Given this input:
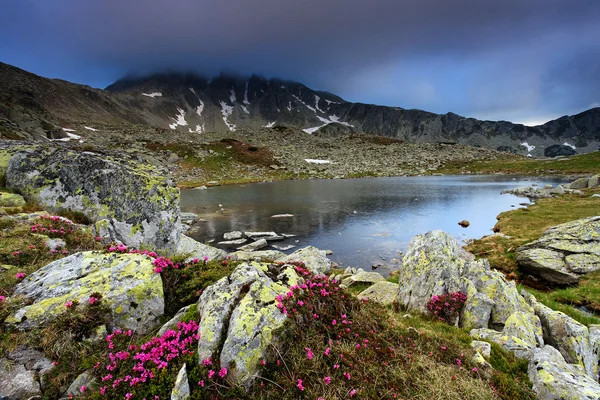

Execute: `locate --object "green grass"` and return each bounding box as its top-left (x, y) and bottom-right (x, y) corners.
top-left (438, 151), bottom-right (600, 175)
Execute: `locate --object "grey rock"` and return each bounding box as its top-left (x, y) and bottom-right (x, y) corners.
top-left (470, 340), bottom-right (491, 358)
top-left (271, 214), bottom-right (294, 218)
top-left (197, 263), bottom-right (299, 388)
top-left (9, 251), bottom-right (164, 334)
top-left (238, 239), bottom-right (268, 251)
top-left (6, 147), bottom-right (182, 252)
top-left (528, 346), bottom-right (600, 400)
top-left (218, 238), bottom-right (248, 245)
top-left (517, 216), bottom-right (600, 284)
top-left (0, 359), bottom-right (41, 400)
top-left (171, 364), bottom-right (190, 400)
top-left (229, 250), bottom-right (286, 262)
top-left (588, 174), bottom-right (600, 188)
top-left (341, 271), bottom-right (385, 287)
top-left (223, 231), bottom-right (243, 240)
top-left (568, 177), bottom-right (590, 189)
top-left (398, 231), bottom-right (532, 330)
top-left (177, 234), bottom-right (227, 262)
top-left (357, 281), bottom-right (399, 306)
top-left (276, 246), bottom-right (332, 275)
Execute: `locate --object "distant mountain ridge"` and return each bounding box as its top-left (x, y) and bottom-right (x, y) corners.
top-left (1, 61), bottom-right (599, 156)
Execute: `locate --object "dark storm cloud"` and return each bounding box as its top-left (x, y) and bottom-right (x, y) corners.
top-left (1, 0), bottom-right (599, 124)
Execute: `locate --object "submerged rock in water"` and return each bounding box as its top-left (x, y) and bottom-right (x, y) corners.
top-left (9, 251), bottom-right (164, 334)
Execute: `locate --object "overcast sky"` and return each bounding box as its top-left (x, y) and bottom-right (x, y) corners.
top-left (1, 0), bottom-right (599, 125)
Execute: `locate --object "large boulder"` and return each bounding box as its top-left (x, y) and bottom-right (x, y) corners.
top-left (276, 246), bottom-right (332, 275)
top-left (197, 262), bottom-right (300, 388)
top-left (8, 251), bottom-right (164, 334)
top-left (516, 216), bottom-right (600, 284)
top-left (398, 230), bottom-right (533, 327)
top-left (5, 146), bottom-right (182, 252)
top-left (528, 346), bottom-right (600, 400)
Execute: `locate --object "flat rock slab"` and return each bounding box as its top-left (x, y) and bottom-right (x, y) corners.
top-left (9, 251), bottom-right (164, 334)
top-left (357, 281), bottom-right (399, 305)
top-left (238, 239), bottom-right (268, 251)
top-left (218, 238), bottom-right (248, 246)
top-left (177, 234), bottom-right (227, 262)
top-left (223, 231), bottom-right (243, 240)
top-left (517, 216), bottom-right (600, 283)
top-left (342, 271), bottom-right (385, 287)
top-left (229, 250), bottom-right (286, 262)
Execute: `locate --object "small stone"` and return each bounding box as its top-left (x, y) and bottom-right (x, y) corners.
top-left (223, 231), bottom-right (243, 240)
top-left (238, 239), bottom-right (268, 252)
top-left (470, 340), bottom-right (491, 358)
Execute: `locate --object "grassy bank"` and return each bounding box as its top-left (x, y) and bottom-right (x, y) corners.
top-left (438, 151), bottom-right (600, 176)
top-left (466, 186), bottom-right (600, 324)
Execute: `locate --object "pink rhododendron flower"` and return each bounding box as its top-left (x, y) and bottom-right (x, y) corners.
top-left (15, 272), bottom-right (26, 280)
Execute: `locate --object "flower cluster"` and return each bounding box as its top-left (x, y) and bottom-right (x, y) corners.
top-left (96, 320), bottom-right (199, 397)
top-left (30, 215), bottom-right (74, 237)
top-left (426, 291), bottom-right (468, 325)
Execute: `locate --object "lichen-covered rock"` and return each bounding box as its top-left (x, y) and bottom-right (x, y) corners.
top-left (528, 346), bottom-right (600, 400)
top-left (470, 328), bottom-right (537, 359)
top-left (5, 146), bottom-right (182, 252)
top-left (276, 246), bottom-right (332, 275)
top-left (398, 231), bottom-right (532, 329)
top-left (341, 270), bottom-right (385, 287)
top-left (470, 340), bottom-right (491, 358)
top-left (568, 177), bottom-right (591, 190)
top-left (516, 248), bottom-right (579, 284)
top-left (522, 290), bottom-right (597, 379)
top-left (357, 281), bottom-right (399, 306)
top-left (9, 251), bottom-right (164, 334)
top-left (517, 216), bottom-right (600, 283)
top-left (197, 262), bottom-right (300, 388)
top-left (177, 234), bottom-right (227, 262)
top-left (0, 192), bottom-right (26, 208)
top-left (171, 364), bottom-right (190, 400)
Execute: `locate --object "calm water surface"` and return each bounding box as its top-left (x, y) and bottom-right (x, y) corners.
top-left (181, 175), bottom-right (565, 270)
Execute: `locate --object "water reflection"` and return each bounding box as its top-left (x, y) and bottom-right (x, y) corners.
top-left (181, 175), bottom-right (565, 269)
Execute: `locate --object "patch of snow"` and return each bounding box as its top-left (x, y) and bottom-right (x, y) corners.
top-left (188, 88), bottom-right (204, 117)
top-left (563, 142), bottom-right (576, 150)
top-left (142, 92), bottom-right (162, 98)
top-left (520, 142), bottom-right (535, 152)
top-left (291, 94), bottom-right (317, 113)
top-left (189, 88), bottom-right (196, 94)
top-left (263, 121), bottom-right (276, 128)
top-left (84, 126), bottom-right (98, 132)
top-left (66, 132), bottom-right (81, 140)
top-left (303, 124), bottom-right (328, 134)
top-left (315, 95), bottom-right (326, 113)
top-left (219, 101), bottom-right (236, 131)
top-left (243, 82), bottom-right (250, 105)
top-left (189, 124), bottom-right (205, 134)
top-left (229, 88), bottom-right (236, 103)
top-left (287, 101), bottom-right (292, 111)
top-left (62, 128), bottom-right (76, 132)
top-left (280, 85), bottom-right (286, 89)
top-left (325, 99), bottom-right (340, 106)
top-left (169, 108), bottom-right (188, 130)
top-left (241, 105), bottom-right (249, 114)
top-left (305, 159), bottom-right (331, 164)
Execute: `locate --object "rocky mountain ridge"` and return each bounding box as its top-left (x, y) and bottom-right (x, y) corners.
top-left (1, 61), bottom-right (599, 156)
